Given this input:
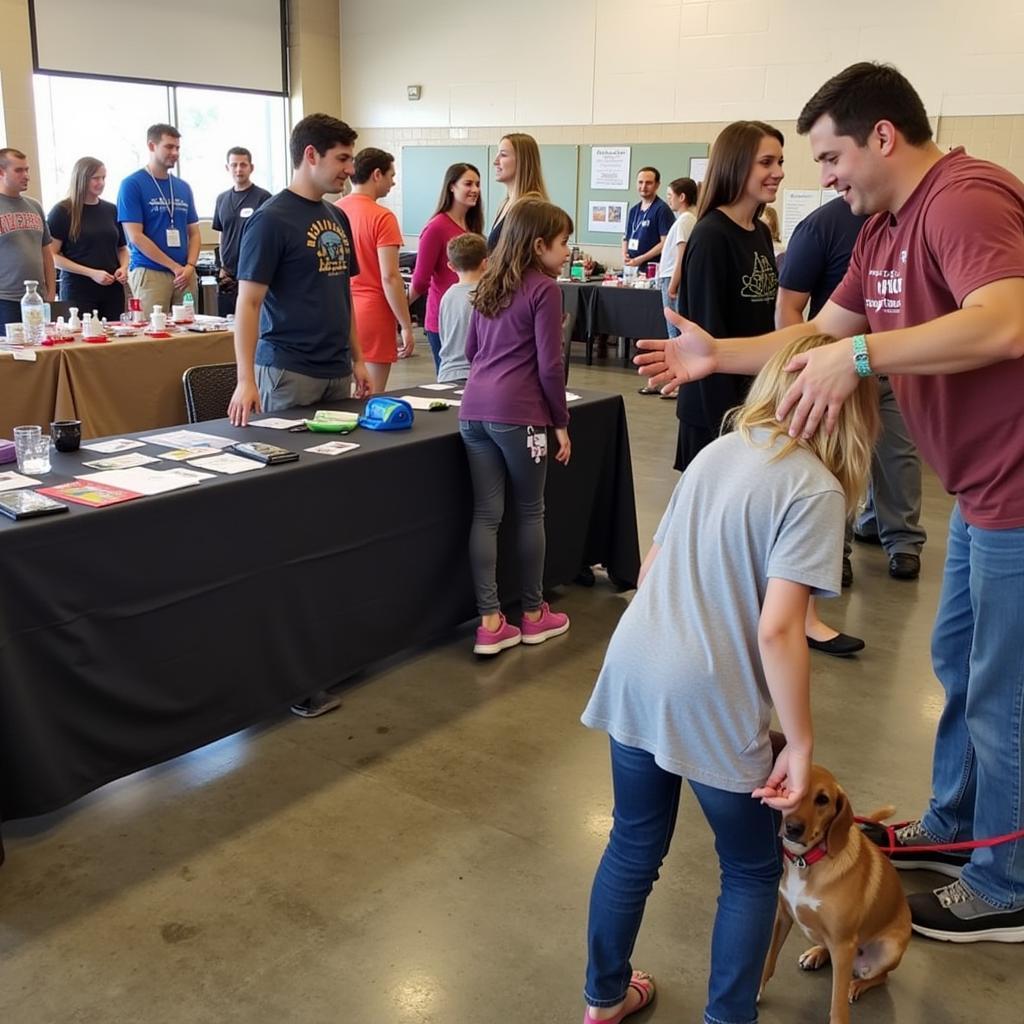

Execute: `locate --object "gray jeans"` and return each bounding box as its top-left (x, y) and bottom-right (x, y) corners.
top-left (848, 376), bottom-right (927, 556)
top-left (459, 420), bottom-right (548, 616)
top-left (256, 364), bottom-right (352, 412)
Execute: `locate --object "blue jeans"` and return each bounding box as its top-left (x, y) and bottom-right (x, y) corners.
top-left (585, 739), bottom-right (782, 1024)
top-left (425, 329), bottom-right (442, 372)
top-left (459, 419), bottom-right (548, 616)
top-left (659, 278), bottom-right (679, 338)
top-left (923, 502), bottom-right (1024, 908)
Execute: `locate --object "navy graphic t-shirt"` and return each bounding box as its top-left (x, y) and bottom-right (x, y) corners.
top-left (237, 189), bottom-right (360, 379)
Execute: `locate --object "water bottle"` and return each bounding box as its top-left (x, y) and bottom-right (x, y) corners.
top-left (182, 291), bottom-right (195, 321)
top-left (20, 280), bottom-right (45, 345)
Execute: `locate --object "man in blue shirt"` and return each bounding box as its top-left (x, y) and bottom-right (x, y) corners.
top-left (117, 124), bottom-right (200, 318)
top-left (778, 196), bottom-right (926, 584)
top-left (622, 167), bottom-right (675, 273)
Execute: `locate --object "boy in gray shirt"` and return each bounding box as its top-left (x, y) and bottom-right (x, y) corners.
top-left (437, 233), bottom-right (487, 383)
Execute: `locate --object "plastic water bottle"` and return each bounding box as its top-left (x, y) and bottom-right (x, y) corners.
top-left (20, 280), bottom-right (45, 345)
top-left (182, 291), bottom-right (195, 321)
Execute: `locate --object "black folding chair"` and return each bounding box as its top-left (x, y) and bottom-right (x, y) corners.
top-left (182, 362), bottom-right (237, 423)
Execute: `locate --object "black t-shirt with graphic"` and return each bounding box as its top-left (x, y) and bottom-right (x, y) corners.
top-left (237, 189), bottom-right (360, 379)
top-left (212, 183), bottom-right (271, 276)
top-left (676, 209), bottom-right (778, 430)
top-left (46, 199), bottom-right (126, 295)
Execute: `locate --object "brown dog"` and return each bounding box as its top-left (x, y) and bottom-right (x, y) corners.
top-left (758, 765), bottom-right (911, 1024)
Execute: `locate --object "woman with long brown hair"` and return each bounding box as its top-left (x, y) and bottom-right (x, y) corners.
top-left (487, 133), bottom-right (550, 251)
top-left (46, 157), bottom-right (128, 321)
top-left (408, 161), bottom-right (483, 371)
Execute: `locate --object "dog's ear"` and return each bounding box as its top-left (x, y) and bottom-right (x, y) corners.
top-left (825, 791), bottom-right (855, 857)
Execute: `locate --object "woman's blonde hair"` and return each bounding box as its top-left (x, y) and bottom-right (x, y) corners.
top-left (61, 156), bottom-right (104, 242)
top-left (493, 133), bottom-right (550, 224)
top-left (471, 198), bottom-right (572, 319)
top-left (728, 333), bottom-right (879, 514)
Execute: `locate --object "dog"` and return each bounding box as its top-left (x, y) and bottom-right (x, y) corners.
top-left (758, 765), bottom-right (911, 1024)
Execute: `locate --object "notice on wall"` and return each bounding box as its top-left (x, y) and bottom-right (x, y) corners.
top-left (782, 189), bottom-right (822, 243)
top-left (819, 188), bottom-right (839, 206)
top-left (689, 157), bottom-right (708, 183)
top-left (588, 200), bottom-right (628, 234)
top-left (590, 146), bottom-right (631, 190)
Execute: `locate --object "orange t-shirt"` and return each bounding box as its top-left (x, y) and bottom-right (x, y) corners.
top-left (335, 192), bottom-right (404, 363)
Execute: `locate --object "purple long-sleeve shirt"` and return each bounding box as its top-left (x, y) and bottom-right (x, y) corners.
top-left (459, 269), bottom-right (569, 429)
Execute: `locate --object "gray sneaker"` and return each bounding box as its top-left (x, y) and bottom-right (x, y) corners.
top-left (909, 879), bottom-right (1024, 943)
top-left (290, 690), bottom-right (342, 718)
top-left (861, 818), bottom-right (969, 877)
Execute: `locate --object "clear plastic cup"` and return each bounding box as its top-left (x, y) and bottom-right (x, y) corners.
top-left (15, 428), bottom-right (50, 474)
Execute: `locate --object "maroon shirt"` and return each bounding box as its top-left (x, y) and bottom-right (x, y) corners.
top-left (830, 148), bottom-right (1024, 528)
top-left (459, 269), bottom-right (569, 428)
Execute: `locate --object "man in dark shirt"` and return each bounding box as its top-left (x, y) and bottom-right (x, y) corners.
top-left (227, 114), bottom-right (372, 718)
top-left (211, 147), bottom-right (271, 316)
top-left (622, 167), bottom-right (675, 273)
top-left (779, 196), bottom-right (926, 582)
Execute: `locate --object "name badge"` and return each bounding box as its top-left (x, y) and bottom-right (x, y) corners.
top-left (526, 426), bottom-right (547, 463)
top-left (166, 228), bottom-right (182, 248)
top-left (627, 238), bottom-right (640, 251)
top-left (240, 207), bottom-right (254, 219)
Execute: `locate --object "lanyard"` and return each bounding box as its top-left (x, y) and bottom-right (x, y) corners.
top-left (630, 201), bottom-right (653, 239)
top-left (146, 170), bottom-right (177, 228)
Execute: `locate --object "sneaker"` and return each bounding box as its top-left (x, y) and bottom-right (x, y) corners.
top-left (861, 818), bottom-right (969, 877)
top-left (520, 602), bottom-right (570, 645)
top-left (909, 879), bottom-right (1024, 943)
top-left (473, 614), bottom-right (522, 656)
top-left (290, 690), bottom-right (342, 718)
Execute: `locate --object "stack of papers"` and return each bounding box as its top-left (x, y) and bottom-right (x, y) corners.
top-left (81, 438), bottom-right (147, 454)
top-left (0, 471), bottom-right (41, 492)
top-left (79, 467), bottom-right (213, 494)
top-left (142, 430), bottom-right (234, 450)
top-left (187, 453), bottom-right (264, 475)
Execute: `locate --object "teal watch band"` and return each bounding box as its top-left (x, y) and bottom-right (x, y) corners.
top-left (852, 334), bottom-right (872, 378)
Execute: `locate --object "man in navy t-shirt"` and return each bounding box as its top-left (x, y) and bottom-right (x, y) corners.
top-left (779, 196), bottom-right (926, 583)
top-left (117, 124), bottom-right (199, 317)
top-left (622, 167), bottom-right (675, 272)
top-left (228, 112), bottom-right (372, 427)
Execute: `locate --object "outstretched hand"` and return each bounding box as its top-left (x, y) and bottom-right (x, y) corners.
top-left (752, 744), bottom-right (810, 813)
top-left (634, 309), bottom-right (718, 394)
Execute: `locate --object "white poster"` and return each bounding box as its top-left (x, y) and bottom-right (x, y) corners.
top-left (819, 188), bottom-right (839, 206)
top-left (591, 146), bottom-right (631, 190)
top-left (689, 157), bottom-right (709, 183)
top-left (782, 189), bottom-right (821, 243)
top-left (588, 200), bottom-right (627, 234)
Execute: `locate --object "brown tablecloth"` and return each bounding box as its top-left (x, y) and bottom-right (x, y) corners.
top-left (0, 331), bottom-right (235, 439)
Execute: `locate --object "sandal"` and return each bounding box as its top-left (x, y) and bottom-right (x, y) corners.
top-left (583, 971), bottom-right (656, 1024)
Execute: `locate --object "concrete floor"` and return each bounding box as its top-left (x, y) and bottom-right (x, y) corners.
top-left (1, 346), bottom-right (1019, 1023)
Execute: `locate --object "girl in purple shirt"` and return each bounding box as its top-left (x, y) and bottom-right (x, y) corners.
top-left (459, 198), bottom-right (572, 656)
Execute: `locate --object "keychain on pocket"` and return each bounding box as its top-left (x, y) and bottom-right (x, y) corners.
top-left (526, 425), bottom-right (547, 464)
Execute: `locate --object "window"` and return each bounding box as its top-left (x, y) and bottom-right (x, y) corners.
top-left (32, 75), bottom-right (288, 218)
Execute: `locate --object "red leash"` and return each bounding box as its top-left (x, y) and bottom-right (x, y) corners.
top-left (856, 817), bottom-right (1024, 855)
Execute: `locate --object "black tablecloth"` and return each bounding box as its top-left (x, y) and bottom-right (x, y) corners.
top-left (0, 388), bottom-right (639, 824)
top-left (559, 284), bottom-right (669, 366)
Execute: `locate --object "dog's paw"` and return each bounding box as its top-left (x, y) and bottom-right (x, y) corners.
top-left (798, 945), bottom-right (830, 971)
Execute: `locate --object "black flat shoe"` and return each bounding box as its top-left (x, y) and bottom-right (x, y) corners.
top-left (889, 553), bottom-right (921, 580)
top-left (807, 632), bottom-right (865, 657)
top-left (853, 530), bottom-right (882, 546)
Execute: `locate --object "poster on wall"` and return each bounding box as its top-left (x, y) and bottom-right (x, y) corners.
top-left (588, 200), bottom-right (628, 234)
top-left (590, 146), bottom-right (631, 190)
top-left (689, 157), bottom-right (708, 183)
top-left (781, 189), bottom-right (821, 243)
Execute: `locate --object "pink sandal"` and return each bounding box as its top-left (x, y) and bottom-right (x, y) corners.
top-left (583, 971), bottom-right (656, 1024)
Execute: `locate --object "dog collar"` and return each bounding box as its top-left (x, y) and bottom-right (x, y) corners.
top-left (783, 840), bottom-right (828, 868)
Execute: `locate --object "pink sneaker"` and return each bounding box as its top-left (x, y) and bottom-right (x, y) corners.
top-left (521, 602), bottom-right (570, 645)
top-left (473, 614), bottom-right (522, 656)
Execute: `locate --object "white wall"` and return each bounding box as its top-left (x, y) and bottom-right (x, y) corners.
top-left (341, 0), bottom-right (1024, 129)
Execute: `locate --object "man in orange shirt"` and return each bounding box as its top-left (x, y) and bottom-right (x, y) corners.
top-left (336, 149), bottom-right (414, 392)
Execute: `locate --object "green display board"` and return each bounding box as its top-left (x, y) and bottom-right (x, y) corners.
top-left (400, 145), bottom-right (489, 236)
top-left (575, 143), bottom-right (709, 247)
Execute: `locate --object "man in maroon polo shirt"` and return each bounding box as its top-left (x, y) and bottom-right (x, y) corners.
top-left (636, 62), bottom-right (1024, 944)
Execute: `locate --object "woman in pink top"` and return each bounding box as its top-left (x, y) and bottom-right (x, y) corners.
top-left (409, 162), bottom-right (483, 372)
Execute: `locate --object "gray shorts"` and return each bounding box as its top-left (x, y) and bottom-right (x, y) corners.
top-left (256, 365), bottom-right (352, 412)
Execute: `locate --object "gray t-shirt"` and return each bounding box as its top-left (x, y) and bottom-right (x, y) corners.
top-left (581, 429), bottom-right (846, 793)
top-left (0, 194), bottom-right (51, 300)
top-left (437, 281), bottom-right (474, 382)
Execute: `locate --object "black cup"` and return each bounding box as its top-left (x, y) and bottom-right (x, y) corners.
top-left (51, 420), bottom-right (82, 453)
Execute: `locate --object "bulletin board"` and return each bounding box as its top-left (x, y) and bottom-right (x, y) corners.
top-left (575, 143), bottom-right (709, 247)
